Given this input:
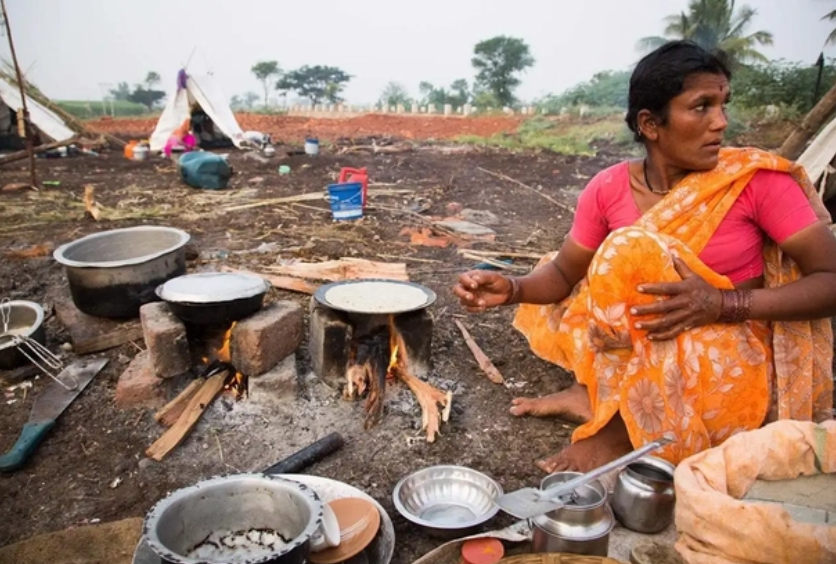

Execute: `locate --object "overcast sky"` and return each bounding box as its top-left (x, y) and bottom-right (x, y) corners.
top-left (2, 0), bottom-right (833, 105)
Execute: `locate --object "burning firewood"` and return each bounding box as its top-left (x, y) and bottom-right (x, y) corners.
top-left (344, 334), bottom-right (388, 429)
top-left (393, 367), bottom-right (453, 443)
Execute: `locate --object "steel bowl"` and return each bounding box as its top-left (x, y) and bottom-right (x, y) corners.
top-left (54, 226), bottom-right (190, 319)
top-left (392, 465), bottom-right (503, 539)
top-left (0, 300), bottom-right (46, 369)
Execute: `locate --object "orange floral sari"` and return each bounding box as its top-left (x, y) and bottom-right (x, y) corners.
top-left (513, 147), bottom-right (834, 464)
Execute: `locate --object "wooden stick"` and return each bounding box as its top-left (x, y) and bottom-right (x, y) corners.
top-left (454, 320), bottom-right (504, 385)
top-left (154, 378), bottom-right (205, 427)
top-left (459, 252), bottom-right (530, 272)
top-left (222, 188), bottom-right (415, 213)
top-left (0, 136), bottom-right (78, 167)
top-left (478, 167), bottom-right (576, 214)
top-left (146, 371), bottom-right (227, 461)
top-left (220, 266), bottom-right (318, 294)
top-left (457, 249), bottom-right (544, 260)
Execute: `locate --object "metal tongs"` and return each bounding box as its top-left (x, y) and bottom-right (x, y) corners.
top-left (1, 298), bottom-right (75, 390)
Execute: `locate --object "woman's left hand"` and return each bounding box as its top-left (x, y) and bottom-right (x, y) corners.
top-left (630, 257), bottom-right (723, 340)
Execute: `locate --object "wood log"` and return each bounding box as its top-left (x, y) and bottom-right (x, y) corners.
top-left (779, 81), bottom-right (836, 160)
top-left (395, 367), bottom-right (453, 443)
top-left (219, 266), bottom-right (318, 294)
top-left (154, 378), bottom-right (205, 427)
top-left (265, 258), bottom-right (409, 282)
top-left (454, 320), bottom-right (504, 384)
top-left (146, 371), bottom-right (227, 461)
top-left (0, 136), bottom-right (78, 167)
top-left (73, 325), bottom-right (144, 355)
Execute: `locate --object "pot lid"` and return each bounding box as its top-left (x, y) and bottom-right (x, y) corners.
top-left (157, 272), bottom-right (270, 304)
top-left (532, 503), bottom-right (615, 539)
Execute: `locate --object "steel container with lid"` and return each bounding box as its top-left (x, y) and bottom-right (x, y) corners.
top-left (530, 471), bottom-right (615, 556)
top-left (611, 455), bottom-right (676, 533)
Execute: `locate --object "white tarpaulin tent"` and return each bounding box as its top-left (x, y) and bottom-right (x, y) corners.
top-left (149, 70), bottom-right (244, 152)
top-left (797, 116), bottom-right (836, 201)
top-left (0, 75), bottom-right (75, 143)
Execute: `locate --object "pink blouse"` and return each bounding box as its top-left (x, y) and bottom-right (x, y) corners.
top-left (569, 162), bottom-right (819, 283)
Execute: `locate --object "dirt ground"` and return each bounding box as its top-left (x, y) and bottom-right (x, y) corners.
top-left (86, 113), bottom-right (527, 142)
top-left (0, 138), bottom-right (627, 562)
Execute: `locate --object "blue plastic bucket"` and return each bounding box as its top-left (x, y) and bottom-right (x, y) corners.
top-left (327, 182), bottom-right (363, 221)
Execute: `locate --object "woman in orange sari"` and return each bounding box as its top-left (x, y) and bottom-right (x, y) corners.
top-left (454, 41), bottom-right (836, 472)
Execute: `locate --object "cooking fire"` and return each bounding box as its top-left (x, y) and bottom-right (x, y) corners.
top-left (201, 322), bottom-right (248, 400)
top-left (344, 315), bottom-right (452, 442)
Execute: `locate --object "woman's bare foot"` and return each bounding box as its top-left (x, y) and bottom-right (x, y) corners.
top-left (509, 383), bottom-right (592, 424)
top-left (536, 413), bottom-right (633, 473)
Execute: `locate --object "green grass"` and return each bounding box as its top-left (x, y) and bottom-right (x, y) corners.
top-left (457, 115), bottom-right (634, 156)
top-left (56, 100), bottom-right (153, 119)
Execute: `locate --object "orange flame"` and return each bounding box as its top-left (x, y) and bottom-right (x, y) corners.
top-left (217, 322), bottom-right (236, 362)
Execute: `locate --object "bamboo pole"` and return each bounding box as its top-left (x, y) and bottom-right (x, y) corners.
top-left (0, 0), bottom-right (36, 187)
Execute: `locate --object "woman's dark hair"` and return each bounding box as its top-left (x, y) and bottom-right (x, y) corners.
top-left (626, 40), bottom-right (732, 142)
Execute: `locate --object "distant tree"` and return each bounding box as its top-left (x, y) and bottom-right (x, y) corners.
top-left (418, 81), bottom-right (470, 107)
top-left (251, 61), bottom-right (281, 108)
top-left (638, 0), bottom-right (773, 64)
top-left (144, 71), bottom-right (161, 89)
top-left (230, 94), bottom-right (243, 109)
top-left (243, 91), bottom-right (260, 109)
top-left (109, 82), bottom-right (132, 101)
top-left (128, 86), bottom-right (165, 111)
top-left (379, 82), bottom-right (412, 108)
top-left (449, 79), bottom-right (471, 107)
top-left (276, 65), bottom-right (351, 106)
top-left (472, 36), bottom-right (535, 107)
top-left (541, 70), bottom-right (631, 111)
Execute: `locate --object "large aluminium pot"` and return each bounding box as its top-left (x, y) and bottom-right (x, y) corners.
top-left (143, 474), bottom-right (324, 564)
top-left (155, 272), bottom-right (271, 326)
top-left (53, 226), bottom-right (190, 319)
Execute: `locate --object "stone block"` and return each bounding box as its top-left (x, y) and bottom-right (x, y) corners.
top-left (231, 301), bottom-right (303, 376)
top-left (115, 351), bottom-right (165, 408)
top-left (309, 298), bottom-right (352, 389)
top-left (140, 302), bottom-right (189, 379)
top-left (248, 354), bottom-right (298, 405)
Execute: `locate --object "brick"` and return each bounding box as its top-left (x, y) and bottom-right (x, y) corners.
top-left (231, 301), bottom-right (303, 376)
top-left (309, 298), bottom-right (352, 389)
top-left (248, 354), bottom-right (298, 405)
top-left (115, 351), bottom-right (165, 409)
top-left (140, 302), bottom-right (190, 379)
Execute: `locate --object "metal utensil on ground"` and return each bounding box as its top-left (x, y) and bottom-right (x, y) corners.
top-left (495, 437), bottom-right (673, 519)
top-left (0, 299), bottom-right (72, 389)
top-left (0, 357), bottom-right (109, 472)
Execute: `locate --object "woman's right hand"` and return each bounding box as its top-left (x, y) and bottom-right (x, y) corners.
top-left (453, 271), bottom-right (514, 312)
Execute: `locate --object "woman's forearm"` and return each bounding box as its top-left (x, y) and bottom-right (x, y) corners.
top-left (749, 272), bottom-right (836, 321)
top-left (512, 260), bottom-right (575, 305)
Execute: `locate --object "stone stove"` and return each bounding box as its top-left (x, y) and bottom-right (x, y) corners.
top-left (115, 300), bottom-right (304, 409)
top-left (308, 298), bottom-right (433, 390)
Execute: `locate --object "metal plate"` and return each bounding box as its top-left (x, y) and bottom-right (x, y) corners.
top-left (314, 279), bottom-right (436, 315)
top-left (132, 474), bottom-right (394, 564)
top-left (156, 272), bottom-right (270, 304)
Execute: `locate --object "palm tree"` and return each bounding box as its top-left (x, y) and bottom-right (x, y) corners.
top-left (822, 4), bottom-right (836, 45)
top-left (638, 0), bottom-right (773, 64)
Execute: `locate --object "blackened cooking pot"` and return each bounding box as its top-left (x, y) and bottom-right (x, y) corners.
top-left (53, 226), bottom-right (190, 319)
top-left (155, 271), bottom-right (270, 326)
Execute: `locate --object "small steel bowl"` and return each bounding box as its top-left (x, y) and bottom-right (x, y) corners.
top-left (0, 300), bottom-right (46, 369)
top-left (392, 465), bottom-right (503, 539)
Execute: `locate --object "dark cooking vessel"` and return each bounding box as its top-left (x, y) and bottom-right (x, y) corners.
top-left (53, 226), bottom-right (190, 319)
top-left (156, 272), bottom-right (270, 326)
